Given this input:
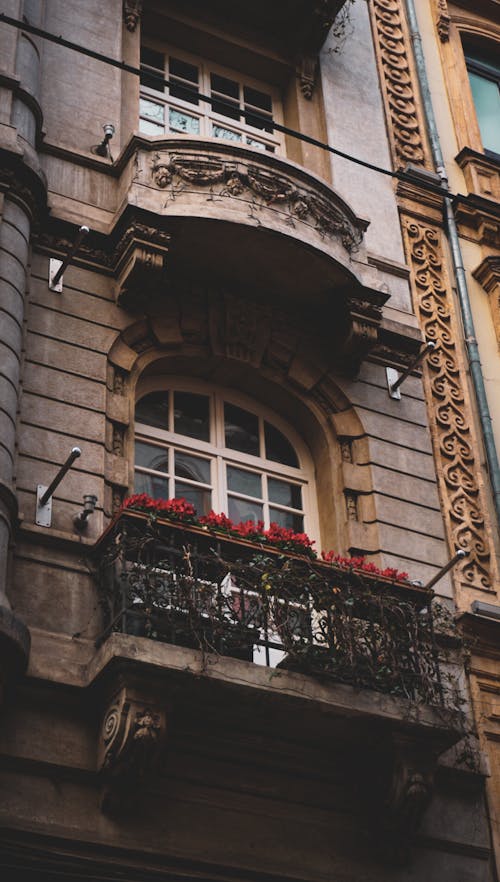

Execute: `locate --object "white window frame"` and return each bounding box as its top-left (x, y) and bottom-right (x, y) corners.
top-left (139, 43), bottom-right (284, 154)
top-left (133, 377), bottom-right (319, 543)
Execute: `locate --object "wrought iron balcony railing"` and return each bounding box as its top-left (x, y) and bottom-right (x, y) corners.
top-left (94, 511), bottom-right (454, 708)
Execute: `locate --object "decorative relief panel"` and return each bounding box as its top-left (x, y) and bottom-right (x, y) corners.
top-left (402, 219), bottom-right (492, 592)
top-left (149, 150), bottom-right (365, 252)
top-left (370, 0), bottom-right (428, 167)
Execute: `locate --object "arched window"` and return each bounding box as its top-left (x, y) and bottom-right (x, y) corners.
top-left (134, 381), bottom-right (318, 538)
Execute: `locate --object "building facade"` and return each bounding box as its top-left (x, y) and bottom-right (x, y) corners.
top-left (0, 0), bottom-right (498, 879)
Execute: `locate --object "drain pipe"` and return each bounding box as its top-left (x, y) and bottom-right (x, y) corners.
top-left (404, 0), bottom-right (500, 527)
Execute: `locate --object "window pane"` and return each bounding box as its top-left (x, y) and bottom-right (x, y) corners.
top-left (135, 471), bottom-right (169, 498)
top-left (244, 111), bottom-right (273, 133)
top-left (268, 478), bottom-right (302, 509)
top-left (135, 392), bottom-right (169, 429)
top-left (228, 497), bottom-right (263, 525)
top-left (244, 86), bottom-right (272, 112)
top-left (246, 136), bottom-right (266, 150)
top-left (213, 124), bottom-right (242, 140)
top-left (140, 98), bottom-right (164, 124)
top-left (227, 465), bottom-right (262, 498)
top-left (469, 72), bottom-right (500, 154)
top-left (264, 422), bottom-right (299, 467)
top-left (168, 108), bottom-right (200, 134)
top-left (141, 47), bottom-right (164, 70)
top-left (170, 82), bottom-right (199, 105)
top-left (140, 47), bottom-right (164, 91)
top-left (224, 403), bottom-right (259, 455)
top-left (211, 73), bottom-right (239, 99)
top-left (135, 441), bottom-right (168, 473)
top-left (212, 99), bottom-right (240, 119)
top-left (174, 481), bottom-right (211, 515)
top-left (140, 118), bottom-right (164, 136)
top-left (269, 508), bottom-right (304, 532)
top-left (170, 57), bottom-right (199, 83)
top-left (174, 392), bottom-right (210, 441)
top-left (174, 452), bottom-right (211, 483)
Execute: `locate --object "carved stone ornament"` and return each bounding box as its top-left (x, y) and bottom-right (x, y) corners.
top-left (297, 54), bottom-right (317, 100)
top-left (370, 0), bottom-right (428, 167)
top-left (209, 293), bottom-right (272, 367)
top-left (98, 685), bottom-right (167, 814)
top-left (383, 735), bottom-right (434, 864)
top-left (340, 289), bottom-right (387, 372)
top-left (150, 151), bottom-right (364, 252)
top-left (114, 221), bottom-right (171, 308)
top-left (472, 255), bottom-right (500, 348)
top-left (435, 0), bottom-right (451, 42)
top-left (403, 219), bottom-right (492, 591)
top-left (123, 0), bottom-right (142, 32)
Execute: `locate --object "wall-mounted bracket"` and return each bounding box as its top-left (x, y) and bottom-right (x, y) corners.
top-left (48, 226), bottom-right (90, 292)
top-left (35, 447), bottom-right (81, 527)
top-left (386, 341), bottom-right (436, 399)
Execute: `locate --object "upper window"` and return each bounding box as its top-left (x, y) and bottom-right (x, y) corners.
top-left (466, 49), bottom-right (500, 156)
top-left (134, 383), bottom-right (317, 536)
top-left (139, 45), bottom-right (282, 153)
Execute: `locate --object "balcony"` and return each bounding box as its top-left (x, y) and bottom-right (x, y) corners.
top-left (94, 509), bottom-right (457, 709)
top-left (92, 510), bottom-right (467, 837)
top-left (113, 138), bottom-right (382, 336)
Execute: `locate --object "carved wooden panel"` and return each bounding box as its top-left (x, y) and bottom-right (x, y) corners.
top-left (402, 219), bottom-right (492, 592)
top-left (369, 0), bottom-right (429, 167)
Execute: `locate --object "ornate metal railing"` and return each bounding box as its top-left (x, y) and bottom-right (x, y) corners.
top-left (94, 512), bottom-right (451, 707)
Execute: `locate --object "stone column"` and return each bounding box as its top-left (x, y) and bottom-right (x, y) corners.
top-left (0, 0), bottom-right (47, 692)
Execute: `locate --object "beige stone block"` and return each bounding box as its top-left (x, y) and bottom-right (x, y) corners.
top-left (345, 520), bottom-right (379, 553)
top-left (29, 274), bottom-right (128, 328)
top-left (26, 332), bottom-right (107, 381)
top-left (28, 303), bottom-right (117, 353)
top-left (359, 437), bottom-right (436, 481)
top-left (341, 461), bottom-right (372, 493)
top-left (359, 408), bottom-right (434, 454)
top-left (106, 392), bottom-right (130, 425)
top-left (371, 464), bottom-right (441, 510)
top-left (104, 452), bottom-right (129, 488)
top-left (17, 425), bottom-right (105, 474)
top-left (107, 337), bottom-right (138, 372)
top-left (375, 494), bottom-right (445, 539)
top-left (330, 410), bottom-right (365, 438)
top-left (23, 363), bottom-right (106, 412)
top-left (20, 392), bottom-right (106, 443)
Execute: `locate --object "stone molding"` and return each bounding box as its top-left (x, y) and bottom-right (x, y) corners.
top-left (149, 148), bottom-right (366, 253)
top-left (473, 255), bottom-right (500, 347)
top-left (402, 218), bottom-right (492, 593)
top-left (369, 0), bottom-right (429, 167)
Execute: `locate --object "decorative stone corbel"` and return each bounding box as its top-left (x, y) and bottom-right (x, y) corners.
top-left (383, 734), bottom-right (434, 863)
top-left (114, 222), bottom-right (171, 309)
top-left (435, 0), bottom-right (451, 42)
top-left (473, 255), bottom-right (500, 348)
top-left (209, 292), bottom-right (272, 367)
top-left (98, 683), bottom-right (168, 814)
top-left (338, 286), bottom-right (388, 374)
top-left (123, 0), bottom-right (142, 32)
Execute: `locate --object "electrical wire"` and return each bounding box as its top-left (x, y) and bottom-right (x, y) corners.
top-left (2, 11), bottom-right (499, 218)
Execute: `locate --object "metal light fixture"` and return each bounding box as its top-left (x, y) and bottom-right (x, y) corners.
top-left (92, 123), bottom-right (115, 159)
top-left (74, 494), bottom-right (98, 532)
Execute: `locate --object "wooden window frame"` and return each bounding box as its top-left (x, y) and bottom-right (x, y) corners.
top-left (139, 42), bottom-right (284, 154)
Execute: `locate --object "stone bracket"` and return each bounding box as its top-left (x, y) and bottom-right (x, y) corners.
top-left (114, 222), bottom-right (171, 309)
top-left (98, 682), bottom-right (168, 815)
top-left (339, 285), bottom-right (388, 374)
top-left (381, 733), bottom-right (435, 864)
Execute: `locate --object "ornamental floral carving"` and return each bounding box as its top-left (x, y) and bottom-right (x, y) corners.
top-left (403, 219), bottom-right (491, 591)
top-left (370, 0), bottom-right (427, 166)
top-left (150, 151), bottom-right (364, 252)
top-left (123, 0), bottom-right (142, 32)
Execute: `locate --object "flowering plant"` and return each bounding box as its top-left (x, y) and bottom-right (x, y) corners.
top-left (121, 495), bottom-right (409, 581)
